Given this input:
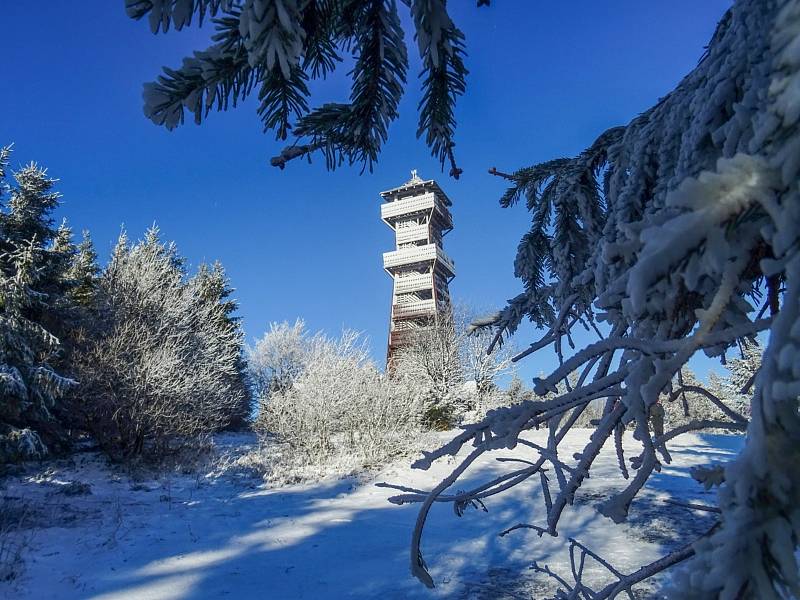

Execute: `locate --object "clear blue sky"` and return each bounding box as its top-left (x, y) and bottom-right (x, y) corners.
top-left (0, 1), bottom-right (731, 382)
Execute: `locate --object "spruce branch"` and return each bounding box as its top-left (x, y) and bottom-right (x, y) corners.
top-left (125, 0), bottom-right (233, 33)
top-left (409, 0), bottom-right (467, 176)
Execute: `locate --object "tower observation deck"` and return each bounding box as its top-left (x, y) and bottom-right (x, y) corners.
top-left (381, 171), bottom-right (455, 365)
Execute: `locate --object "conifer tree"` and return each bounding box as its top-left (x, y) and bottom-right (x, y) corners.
top-left (723, 342), bottom-right (762, 403)
top-left (65, 230), bottom-right (100, 309)
top-left (504, 375), bottom-right (532, 405)
top-left (0, 161), bottom-right (77, 333)
top-left (55, 229), bottom-right (103, 435)
top-left (74, 228), bottom-right (249, 457)
top-left (2, 163), bottom-right (60, 246)
top-left (194, 261), bottom-right (252, 427)
top-left (0, 148), bottom-right (75, 463)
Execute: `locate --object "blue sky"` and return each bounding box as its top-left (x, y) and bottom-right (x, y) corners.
top-left (0, 1), bottom-right (732, 382)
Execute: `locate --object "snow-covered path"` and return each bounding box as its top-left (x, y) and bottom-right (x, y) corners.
top-left (1, 430), bottom-right (743, 599)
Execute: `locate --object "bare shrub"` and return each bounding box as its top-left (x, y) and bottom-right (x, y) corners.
top-left (392, 305), bottom-right (516, 427)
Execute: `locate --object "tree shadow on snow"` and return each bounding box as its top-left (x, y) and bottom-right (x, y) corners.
top-left (445, 433), bottom-right (744, 599)
top-left (13, 431), bottom-right (744, 600)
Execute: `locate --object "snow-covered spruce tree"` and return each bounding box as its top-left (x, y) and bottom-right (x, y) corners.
top-left (72, 228), bottom-right (248, 459)
top-left (0, 148), bottom-right (76, 463)
top-left (55, 230), bottom-right (106, 438)
top-left (0, 242), bottom-right (74, 464)
top-left (64, 230), bottom-right (100, 310)
top-left (378, 2), bottom-right (800, 597)
top-left (124, 0), bottom-right (467, 176)
top-left (1, 163), bottom-right (77, 345)
top-left (504, 374), bottom-right (534, 405)
top-left (195, 261), bottom-right (253, 427)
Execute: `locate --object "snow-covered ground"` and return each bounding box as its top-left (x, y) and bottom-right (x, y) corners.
top-left (0, 430), bottom-right (742, 599)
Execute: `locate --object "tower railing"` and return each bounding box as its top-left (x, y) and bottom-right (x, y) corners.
top-left (380, 192), bottom-right (452, 225)
top-left (382, 244), bottom-right (456, 276)
top-left (393, 272), bottom-right (433, 294)
top-left (392, 298), bottom-right (437, 319)
top-left (395, 223), bottom-right (429, 245)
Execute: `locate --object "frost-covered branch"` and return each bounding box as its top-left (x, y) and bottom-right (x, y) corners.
top-left (667, 384), bottom-right (748, 424)
top-left (521, 526), bottom-right (719, 600)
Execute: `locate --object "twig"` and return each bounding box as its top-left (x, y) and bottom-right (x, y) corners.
top-left (488, 166), bottom-right (515, 180)
top-left (668, 384), bottom-right (747, 424)
top-left (499, 523), bottom-right (551, 538)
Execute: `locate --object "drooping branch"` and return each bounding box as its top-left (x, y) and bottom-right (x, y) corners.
top-left (668, 384), bottom-right (748, 424)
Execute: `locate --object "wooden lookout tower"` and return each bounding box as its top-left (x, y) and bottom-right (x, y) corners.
top-left (381, 171), bottom-right (455, 366)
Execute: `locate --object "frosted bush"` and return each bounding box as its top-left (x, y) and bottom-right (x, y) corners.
top-left (392, 305), bottom-right (515, 428)
top-left (247, 319), bottom-right (309, 401)
top-left (254, 328), bottom-right (425, 480)
top-left (73, 229), bottom-right (248, 459)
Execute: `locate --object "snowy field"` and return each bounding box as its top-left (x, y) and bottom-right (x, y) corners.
top-left (0, 430), bottom-right (742, 599)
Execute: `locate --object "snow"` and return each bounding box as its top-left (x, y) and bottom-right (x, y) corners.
top-left (1, 430), bottom-right (742, 599)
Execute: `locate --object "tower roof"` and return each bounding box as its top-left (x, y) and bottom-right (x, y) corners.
top-left (380, 170), bottom-right (453, 206)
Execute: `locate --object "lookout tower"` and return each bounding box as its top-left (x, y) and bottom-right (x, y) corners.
top-left (381, 171), bottom-right (455, 365)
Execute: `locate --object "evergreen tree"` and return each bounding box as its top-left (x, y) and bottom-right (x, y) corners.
top-left (65, 230), bottom-right (100, 309)
top-left (194, 260), bottom-right (252, 427)
top-left (654, 366), bottom-right (749, 433)
top-left (504, 375), bottom-right (532, 405)
top-left (55, 229), bottom-right (103, 435)
top-left (0, 149), bottom-right (75, 463)
top-left (39, 220), bottom-right (80, 338)
top-left (723, 342), bottom-right (762, 403)
top-left (2, 162), bottom-right (60, 246)
top-left (0, 161), bottom-right (77, 337)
